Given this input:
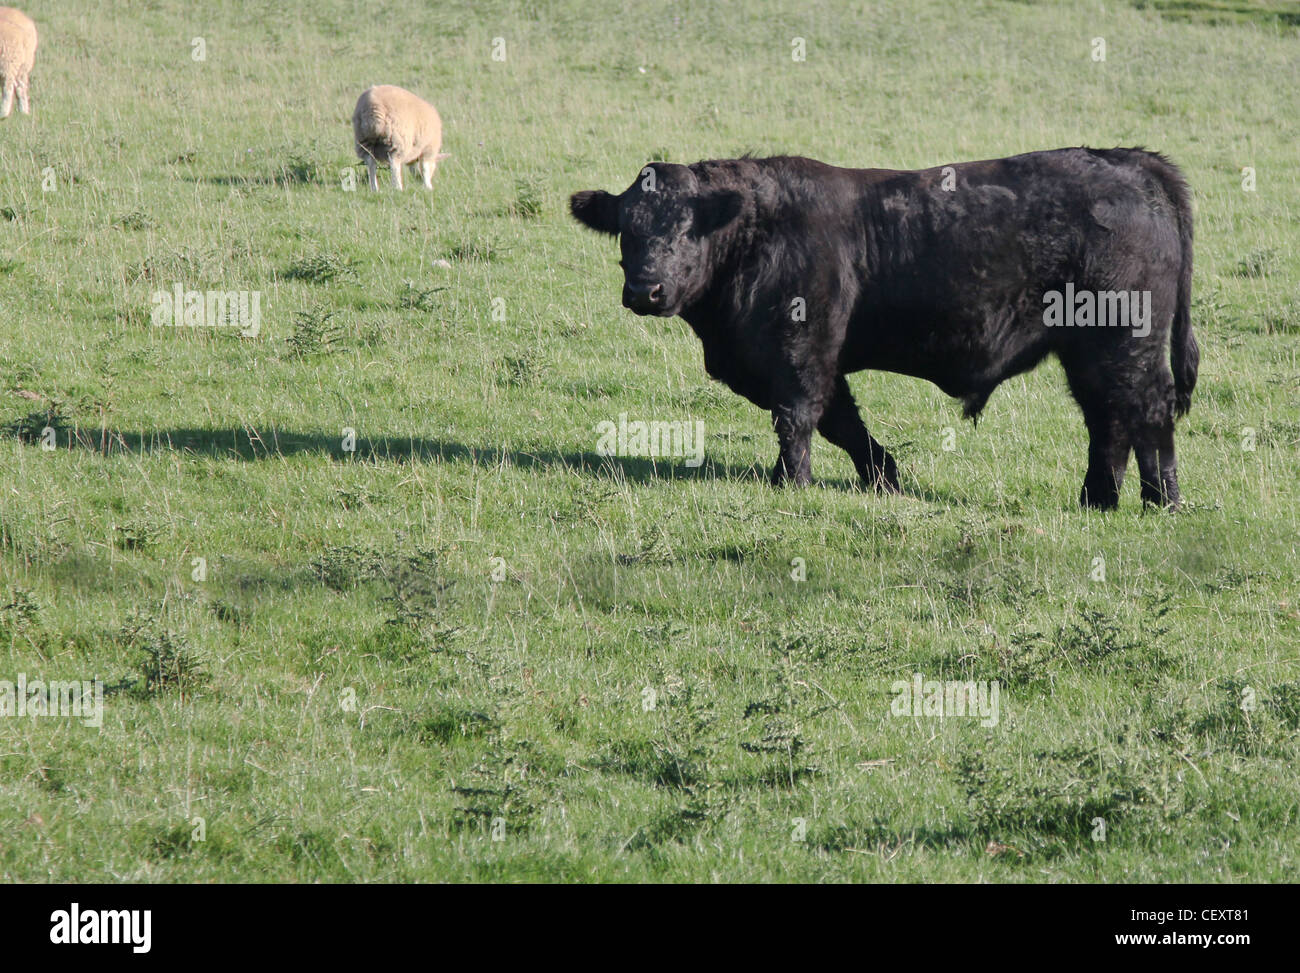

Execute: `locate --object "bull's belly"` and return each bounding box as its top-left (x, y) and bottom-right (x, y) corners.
top-left (844, 317), bottom-right (1053, 398)
top-left (850, 356), bottom-right (992, 399)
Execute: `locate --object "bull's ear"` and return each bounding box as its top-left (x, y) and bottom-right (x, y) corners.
top-left (694, 190), bottom-right (743, 236)
top-left (570, 190), bottom-right (619, 235)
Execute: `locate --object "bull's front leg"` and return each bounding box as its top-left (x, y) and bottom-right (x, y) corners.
top-left (770, 399), bottom-right (821, 486)
top-left (767, 302), bottom-right (845, 487)
top-left (817, 376), bottom-right (901, 493)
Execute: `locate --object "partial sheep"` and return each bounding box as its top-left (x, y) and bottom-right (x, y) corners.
top-left (352, 85), bottom-right (448, 191)
top-left (0, 6), bottom-right (37, 118)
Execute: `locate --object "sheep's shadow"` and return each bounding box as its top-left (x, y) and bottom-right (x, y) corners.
top-left (37, 425), bottom-right (875, 489)
top-left (176, 174), bottom-right (324, 189)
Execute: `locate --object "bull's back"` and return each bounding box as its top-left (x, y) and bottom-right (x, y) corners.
top-left (841, 148), bottom-right (1184, 392)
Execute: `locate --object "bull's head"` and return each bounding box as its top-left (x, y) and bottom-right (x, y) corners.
top-left (570, 163), bottom-right (742, 317)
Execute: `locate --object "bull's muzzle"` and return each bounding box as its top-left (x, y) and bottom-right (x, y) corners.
top-left (622, 281), bottom-right (667, 315)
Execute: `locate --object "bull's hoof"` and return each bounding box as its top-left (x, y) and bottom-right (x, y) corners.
top-left (1140, 494), bottom-right (1182, 512)
top-left (770, 474), bottom-right (813, 488)
top-left (1080, 469), bottom-right (1130, 509)
top-left (1139, 479), bottom-right (1181, 511)
top-left (867, 473), bottom-right (902, 494)
top-left (861, 460), bottom-right (901, 494)
top-left (1079, 488), bottom-right (1120, 510)
top-left (770, 460), bottom-right (812, 487)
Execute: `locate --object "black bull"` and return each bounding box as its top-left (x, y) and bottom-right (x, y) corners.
top-left (570, 148), bottom-right (1198, 509)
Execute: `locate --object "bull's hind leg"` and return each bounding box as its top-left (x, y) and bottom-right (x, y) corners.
top-left (817, 377), bottom-right (901, 493)
top-left (1133, 425), bottom-right (1180, 509)
top-left (1079, 407), bottom-right (1131, 510)
top-left (1065, 354), bottom-right (1180, 510)
top-left (1063, 357), bottom-right (1133, 510)
top-left (1127, 369), bottom-right (1181, 509)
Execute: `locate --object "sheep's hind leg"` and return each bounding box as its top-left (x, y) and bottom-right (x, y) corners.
top-left (1, 78), bottom-right (14, 118)
top-left (16, 75), bottom-right (30, 114)
top-left (389, 155), bottom-right (404, 190)
top-left (420, 159), bottom-right (434, 190)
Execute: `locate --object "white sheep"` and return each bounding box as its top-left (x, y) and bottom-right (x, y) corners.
top-left (352, 85), bottom-right (448, 191)
top-left (0, 6), bottom-right (37, 118)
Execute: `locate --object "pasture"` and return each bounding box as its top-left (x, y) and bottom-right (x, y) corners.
top-left (1, 0), bottom-right (1298, 882)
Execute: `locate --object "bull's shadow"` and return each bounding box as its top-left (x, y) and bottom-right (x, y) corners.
top-left (39, 425), bottom-right (841, 488)
top-left (21, 426), bottom-right (988, 500)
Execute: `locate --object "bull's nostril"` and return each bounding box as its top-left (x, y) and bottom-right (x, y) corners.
top-left (649, 284), bottom-right (664, 305)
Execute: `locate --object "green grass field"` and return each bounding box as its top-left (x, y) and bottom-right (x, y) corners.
top-left (1, 0), bottom-right (1297, 882)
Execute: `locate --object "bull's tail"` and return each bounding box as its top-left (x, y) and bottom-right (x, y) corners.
top-left (1170, 209), bottom-right (1198, 417)
top-left (1140, 151), bottom-right (1199, 416)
